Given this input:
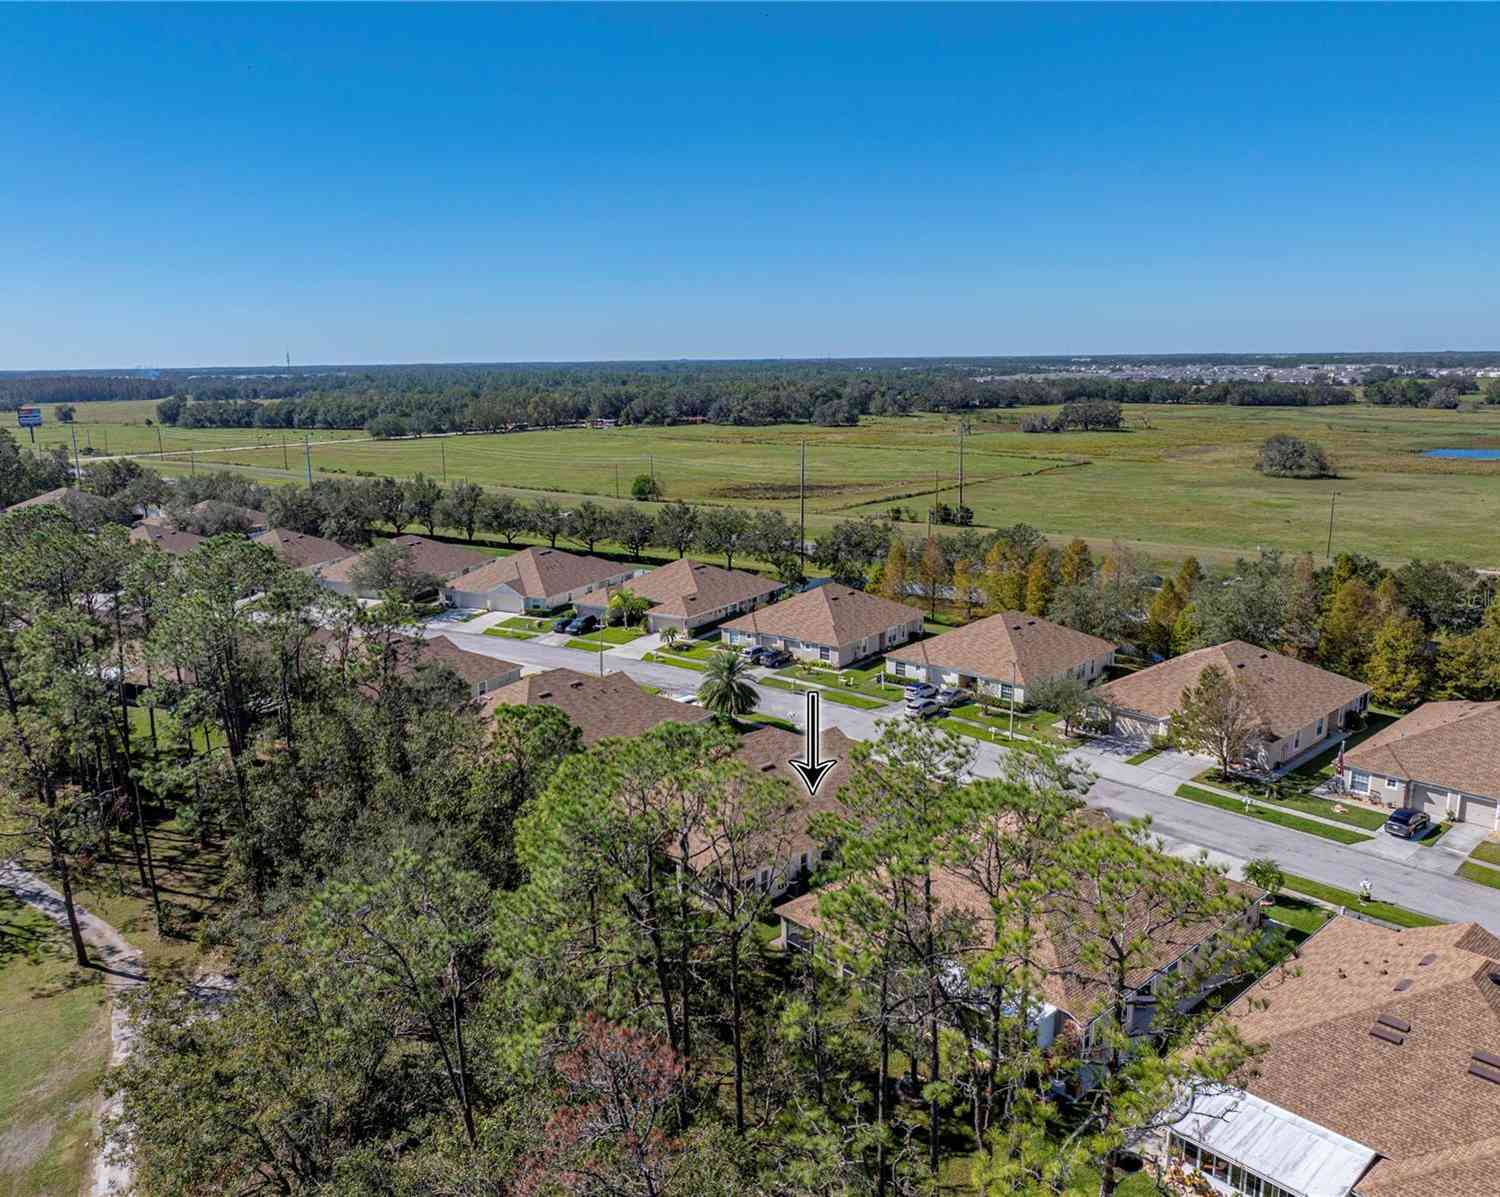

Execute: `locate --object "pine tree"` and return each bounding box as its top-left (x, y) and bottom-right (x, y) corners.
top-left (1024, 548), bottom-right (1056, 615)
top-left (1365, 613), bottom-right (1429, 709)
top-left (878, 538), bottom-right (910, 603)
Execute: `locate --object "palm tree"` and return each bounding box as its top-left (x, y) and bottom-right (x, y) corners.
top-left (660, 625), bottom-right (682, 651)
top-left (698, 650), bottom-right (759, 719)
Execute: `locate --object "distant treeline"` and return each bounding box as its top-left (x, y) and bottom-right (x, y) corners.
top-left (148, 370), bottom-right (1359, 435)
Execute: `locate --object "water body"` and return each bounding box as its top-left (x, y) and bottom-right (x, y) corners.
top-left (1422, 448), bottom-right (1500, 460)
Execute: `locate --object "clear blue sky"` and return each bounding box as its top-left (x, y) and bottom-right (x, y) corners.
top-left (4, 3), bottom-right (1498, 368)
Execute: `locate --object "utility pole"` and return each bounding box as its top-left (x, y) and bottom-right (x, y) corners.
top-left (649, 454), bottom-right (655, 485)
top-left (958, 420), bottom-right (966, 513)
top-left (799, 440), bottom-right (807, 569)
top-left (281, 434), bottom-right (288, 473)
top-left (156, 426), bottom-right (164, 460)
top-left (615, 463), bottom-right (620, 499)
top-left (102, 429), bottom-right (108, 456)
top-left (189, 449), bottom-right (195, 477)
top-left (69, 422), bottom-right (81, 479)
top-left (441, 439), bottom-right (447, 483)
top-left (1325, 491), bottom-right (1338, 562)
top-left (929, 469), bottom-right (937, 537)
top-left (304, 435), bottom-right (313, 486)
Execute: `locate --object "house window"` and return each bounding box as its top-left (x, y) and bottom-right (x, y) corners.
top-left (1348, 770), bottom-right (1370, 794)
top-left (1387, 777), bottom-right (1399, 790)
top-left (1316, 719), bottom-right (1324, 737)
top-left (891, 661), bottom-right (906, 676)
top-left (819, 647), bottom-right (831, 662)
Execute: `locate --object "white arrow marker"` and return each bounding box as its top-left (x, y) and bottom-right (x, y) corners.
top-left (788, 690), bottom-right (838, 797)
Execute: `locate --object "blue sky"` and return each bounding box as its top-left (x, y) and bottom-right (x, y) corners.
top-left (4, 3), bottom-right (1498, 368)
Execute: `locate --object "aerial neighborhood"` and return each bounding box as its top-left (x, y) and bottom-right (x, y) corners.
top-left (6, 6), bottom-right (1500, 1195)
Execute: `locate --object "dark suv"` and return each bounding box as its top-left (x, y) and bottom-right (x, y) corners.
top-left (1383, 808), bottom-right (1431, 840)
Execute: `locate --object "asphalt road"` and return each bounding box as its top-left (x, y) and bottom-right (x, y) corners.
top-left (431, 621), bottom-right (1500, 932)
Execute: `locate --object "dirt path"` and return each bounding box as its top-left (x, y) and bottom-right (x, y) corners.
top-left (0, 861), bottom-right (142, 1197)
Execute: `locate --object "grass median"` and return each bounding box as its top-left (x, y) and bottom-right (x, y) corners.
top-left (1174, 784), bottom-right (1372, 845)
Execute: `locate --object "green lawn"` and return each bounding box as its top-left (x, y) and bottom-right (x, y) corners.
top-left (483, 627), bottom-right (537, 641)
top-left (1174, 784), bottom-right (1372, 845)
top-left (642, 651), bottom-right (709, 672)
top-left (566, 626), bottom-right (648, 652)
top-left (1458, 861), bottom-right (1500, 891)
top-left (1278, 873), bottom-right (1441, 929)
top-left (498, 615), bottom-right (552, 631)
top-left (1266, 895), bottom-right (1335, 936)
top-left (1192, 771), bottom-right (1389, 830)
top-left (774, 662), bottom-right (905, 701)
top-left (0, 894), bottom-right (110, 1197)
top-left (1414, 820), bottom-right (1454, 847)
top-left (739, 713), bottom-right (801, 734)
top-left (1282, 712), bottom-right (1400, 787)
top-left (1126, 747), bottom-right (1161, 766)
top-left (1470, 841), bottom-right (1500, 868)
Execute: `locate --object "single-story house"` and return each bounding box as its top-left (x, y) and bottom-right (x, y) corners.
top-left (670, 724), bottom-right (855, 897)
top-left (402, 635), bottom-right (522, 698)
top-left (3, 486), bottom-right (78, 513)
top-left (186, 500), bottom-right (270, 533)
top-left (311, 534), bottom-right (492, 598)
top-left (1342, 700), bottom-right (1500, 829)
top-left (440, 546), bottom-right (639, 613)
top-left (575, 559), bottom-right (784, 634)
top-left (720, 583), bottom-right (924, 669)
top-left (883, 610), bottom-right (1116, 703)
top-left (252, 528), bottom-right (354, 570)
top-left (477, 667), bottom-right (711, 744)
top-left (1163, 915), bottom-right (1500, 1197)
top-left (1093, 640), bottom-right (1370, 769)
top-left (128, 524), bottom-right (206, 557)
top-left (777, 811), bottom-right (1261, 1051)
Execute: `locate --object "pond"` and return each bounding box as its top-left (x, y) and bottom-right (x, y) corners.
top-left (1422, 448), bottom-right (1500, 460)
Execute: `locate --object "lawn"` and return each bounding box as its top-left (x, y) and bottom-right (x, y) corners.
top-left (1282, 711), bottom-right (1401, 787)
top-left (948, 703), bottom-right (1078, 746)
top-left (483, 627), bottom-right (537, 641)
top-left (142, 404), bottom-right (1500, 567)
top-left (566, 627), bottom-right (648, 652)
top-left (1266, 895), bottom-right (1335, 937)
top-left (758, 675), bottom-right (890, 709)
top-left (1458, 862), bottom-right (1500, 891)
top-left (642, 651), bottom-right (709, 672)
top-left (1126, 747), bottom-right (1161, 766)
top-left (1277, 873), bottom-right (1441, 929)
top-left (774, 661), bottom-right (906, 701)
top-left (1414, 820), bottom-right (1453, 847)
top-left (1173, 784), bottom-right (1372, 845)
top-left (498, 615), bottom-right (552, 632)
top-left (1191, 772), bottom-right (1389, 830)
top-left (0, 894), bottom-right (110, 1197)
top-left (1470, 841), bottom-right (1500, 868)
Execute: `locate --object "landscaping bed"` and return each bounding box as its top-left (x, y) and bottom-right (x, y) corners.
top-left (1277, 873), bottom-right (1441, 929)
top-left (1173, 784), bottom-right (1371, 845)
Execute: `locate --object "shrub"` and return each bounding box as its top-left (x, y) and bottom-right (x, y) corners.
top-left (630, 474), bottom-right (661, 501)
top-left (1255, 434), bottom-right (1332, 479)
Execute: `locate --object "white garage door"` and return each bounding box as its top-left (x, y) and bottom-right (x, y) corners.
top-left (1410, 785), bottom-right (1447, 818)
top-left (1459, 794), bottom-right (1499, 827)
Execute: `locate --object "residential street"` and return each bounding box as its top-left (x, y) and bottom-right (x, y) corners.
top-left (430, 618), bottom-right (1500, 932)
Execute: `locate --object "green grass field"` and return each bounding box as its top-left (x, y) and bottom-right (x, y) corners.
top-left (28, 399), bottom-right (1500, 566)
top-left (0, 894), bottom-right (110, 1197)
top-left (1174, 783), bottom-right (1372, 845)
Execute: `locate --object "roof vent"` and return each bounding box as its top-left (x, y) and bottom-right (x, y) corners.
top-left (1489, 971), bottom-right (1500, 986)
top-left (1471, 1054), bottom-right (1500, 1085)
top-left (1370, 1025), bottom-right (1405, 1045)
top-left (1377, 1013), bottom-right (1412, 1033)
top-left (1473, 1049), bottom-right (1500, 1069)
top-left (1420, 953), bottom-right (1438, 967)
top-left (1393, 978), bottom-right (1413, 992)
top-left (538, 691), bottom-right (554, 699)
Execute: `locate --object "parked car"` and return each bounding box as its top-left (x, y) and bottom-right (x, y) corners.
top-left (1383, 808), bottom-right (1431, 840)
top-left (904, 681), bottom-right (938, 701)
top-left (552, 615), bottom-right (574, 633)
top-left (741, 645), bottom-right (769, 664)
top-left (565, 615), bottom-right (598, 635)
top-left (759, 648), bottom-right (793, 668)
top-left (906, 698), bottom-right (943, 720)
top-left (936, 686), bottom-right (965, 707)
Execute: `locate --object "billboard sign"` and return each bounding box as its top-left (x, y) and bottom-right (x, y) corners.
top-left (16, 406), bottom-right (43, 428)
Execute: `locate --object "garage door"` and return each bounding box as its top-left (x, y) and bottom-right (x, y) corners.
top-left (1113, 715), bottom-right (1162, 743)
top-left (1411, 785), bottom-right (1447, 818)
top-left (1459, 794), bottom-right (1499, 828)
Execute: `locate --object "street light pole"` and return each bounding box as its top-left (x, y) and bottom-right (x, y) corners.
top-left (1325, 491), bottom-right (1339, 563)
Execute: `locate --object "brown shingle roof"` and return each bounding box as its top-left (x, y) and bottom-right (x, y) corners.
top-left (5, 486), bottom-right (77, 512)
top-left (252, 528), bottom-right (354, 569)
top-left (1094, 640), bottom-right (1369, 740)
top-left (128, 524), bottom-right (205, 556)
top-left (446, 546), bottom-right (625, 600)
top-left (721, 584), bottom-right (923, 650)
top-left (478, 667), bottom-right (710, 744)
top-left (777, 815), bottom-right (1260, 1024)
top-left (885, 611), bottom-right (1116, 685)
top-left (623, 559), bottom-right (782, 620)
top-left (1219, 915), bottom-right (1500, 1197)
top-left (315, 534), bottom-right (492, 586)
top-left (1344, 701), bottom-right (1500, 800)
top-left (405, 635), bottom-right (521, 688)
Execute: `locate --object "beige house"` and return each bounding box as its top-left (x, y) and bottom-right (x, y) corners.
top-left (575, 559), bottom-right (784, 634)
top-left (311, 534), bottom-right (492, 598)
top-left (252, 528), bottom-right (354, 570)
top-left (1342, 701), bottom-right (1500, 829)
top-left (1093, 641), bottom-right (1370, 768)
top-left (721, 584), bottom-right (924, 668)
top-left (1165, 916), bottom-right (1500, 1197)
top-left (477, 667), bottom-right (710, 744)
top-left (883, 611), bottom-right (1115, 702)
top-left (440, 546), bottom-right (639, 613)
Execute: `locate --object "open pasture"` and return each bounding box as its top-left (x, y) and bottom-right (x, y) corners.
top-left (114, 402), bottom-right (1500, 566)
